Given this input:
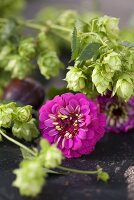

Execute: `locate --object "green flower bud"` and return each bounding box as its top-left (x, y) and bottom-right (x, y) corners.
top-left (92, 64), bottom-right (114, 94)
top-left (65, 66), bottom-right (86, 92)
top-left (19, 37), bottom-right (36, 59)
top-left (0, 102), bottom-right (16, 128)
top-left (14, 105), bottom-right (32, 123)
top-left (5, 55), bottom-right (34, 79)
top-left (97, 171), bottom-right (110, 182)
top-left (38, 51), bottom-right (63, 79)
top-left (12, 119), bottom-right (39, 141)
top-left (103, 51), bottom-right (121, 71)
top-left (13, 159), bottom-right (46, 197)
top-left (114, 75), bottom-right (134, 100)
top-left (57, 10), bottom-right (78, 28)
top-left (98, 15), bottom-right (119, 39)
top-left (39, 139), bottom-right (63, 169)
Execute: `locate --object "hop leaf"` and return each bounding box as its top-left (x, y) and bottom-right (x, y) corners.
top-left (13, 159), bottom-right (46, 197)
top-left (38, 51), bottom-right (63, 79)
top-left (71, 27), bottom-right (80, 60)
top-left (92, 65), bottom-right (114, 94)
top-left (13, 105), bottom-right (32, 123)
top-left (0, 102), bottom-right (16, 128)
top-left (12, 119), bottom-right (39, 141)
top-left (78, 43), bottom-right (101, 61)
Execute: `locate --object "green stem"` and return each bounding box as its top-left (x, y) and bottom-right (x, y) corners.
top-left (57, 166), bottom-right (101, 175)
top-left (47, 23), bottom-right (71, 33)
top-left (21, 21), bottom-right (45, 31)
top-left (0, 129), bottom-right (36, 157)
top-left (0, 17), bottom-right (71, 41)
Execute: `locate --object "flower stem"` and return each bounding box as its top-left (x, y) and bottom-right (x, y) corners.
top-left (47, 23), bottom-right (71, 33)
top-left (0, 129), bottom-right (36, 157)
top-left (57, 166), bottom-right (101, 175)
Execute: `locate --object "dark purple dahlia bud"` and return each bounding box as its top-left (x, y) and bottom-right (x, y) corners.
top-left (3, 78), bottom-right (45, 110)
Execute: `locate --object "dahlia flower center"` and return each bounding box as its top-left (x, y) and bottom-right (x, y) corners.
top-left (106, 102), bottom-right (128, 125)
top-left (50, 106), bottom-right (83, 139)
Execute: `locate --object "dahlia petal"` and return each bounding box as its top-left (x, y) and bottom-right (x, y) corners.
top-left (66, 105), bottom-right (75, 113)
top-left (48, 129), bottom-right (58, 136)
top-left (39, 122), bottom-right (45, 129)
top-left (51, 104), bottom-right (59, 114)
top-left (64, 139), bottom-right (73, 149)
top-left (72, 137), bottom-right (82, 150)
top-left (59, 107), bottom-right (69, 115)
top-left (44, 118), bottom-right (54, 127)
top-left (42, 134), bottom-right (54, 143)
top-left (69, 99), bottom-right (79, 109)
top-left (77, 129), bottom-right (87, 139)
top-left (61, 93), bottom-right (74, 105)
top-left (75, 93), bottom-right (87, 100)
top-left (86, 130), bottom-right (95, 139)
top-left (85, 115), bottom-right (91, 125)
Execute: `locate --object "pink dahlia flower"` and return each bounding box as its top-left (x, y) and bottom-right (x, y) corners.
top-left (98, 93), bottom-right (134, 133)
top-left (39, 93), bottom-right (106, 158)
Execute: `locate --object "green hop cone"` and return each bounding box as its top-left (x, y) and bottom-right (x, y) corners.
top-left (12, 118), bottom-right (39, 141)
top-left (103, 51), bottom-right (121, 71)
top-left (0, 43), bottom-right (14, 61)
top-left (57, 10), bottom-right (78, 28)
top-left (98, 15), bottom-right (119, 39)
top-left (19, 37), bottom-right (36, 59)
top-left (65, 66), bottom-right (86, 92)
top-left (38, 51), bottom-right (63, 79)
top-left (39, 139), bottom-right (63, 169)
top-left (5, 55), bottom-right (34, 79)
top-left (14, 105), bottom-right (32, 123)
top-left (37, 32), bottom-right (57, 52)
top-left (0, 102), bottom-right (16, 128)
top-left (13, 159), bottom-right (46, 197)
top-left (92, 64), bottom-right (114, 94)
top-left (114, 75), bottom-right (134, 100)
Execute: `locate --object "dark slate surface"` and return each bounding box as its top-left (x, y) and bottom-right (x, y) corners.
top-left (1, 131), bottom-right (134, 200)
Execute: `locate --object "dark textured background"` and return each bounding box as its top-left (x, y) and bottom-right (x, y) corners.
top-left (1, 0), bottom-right (134, 199)
top-left (1, 132), bottom-right (134, 200)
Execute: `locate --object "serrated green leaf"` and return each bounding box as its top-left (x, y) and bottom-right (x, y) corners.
top-left (121, 41), bottom-right (134, 48)
top-left (71, 27), bottom-right (80, 60)
top-left (20, 148), bottom-right (34, 160)
top-left (78, 42), bottom-right (101, 61)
